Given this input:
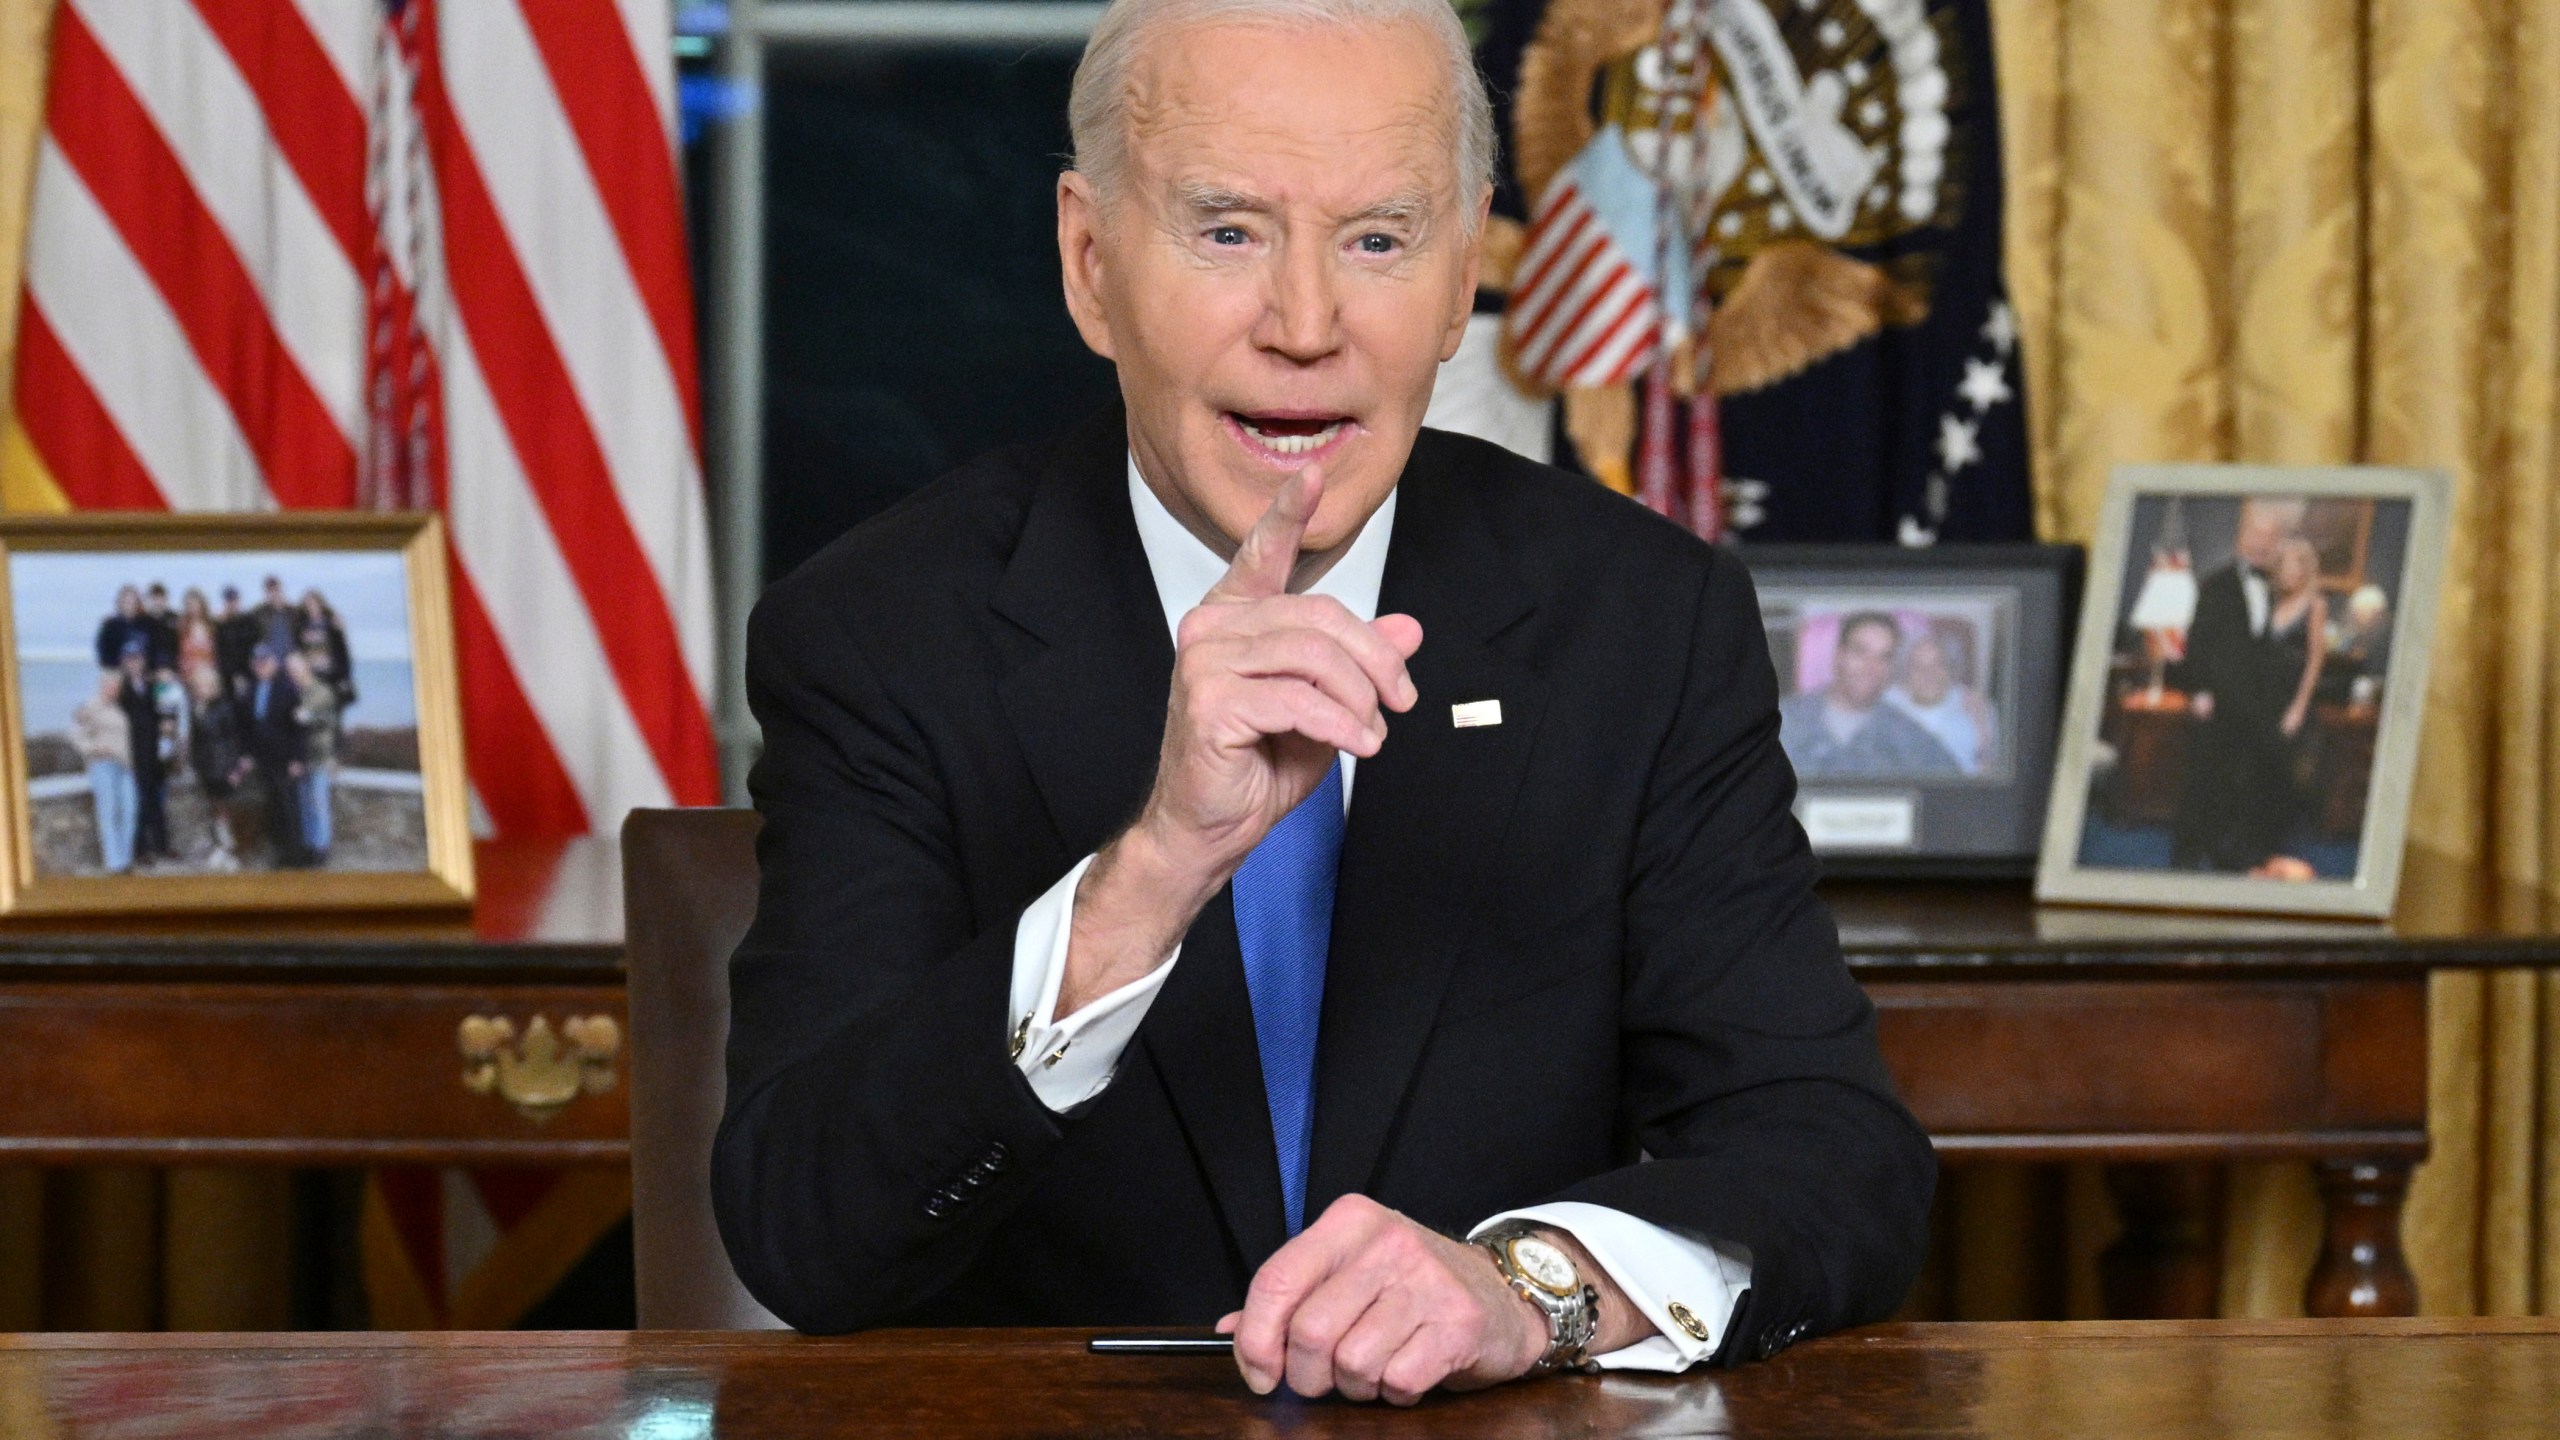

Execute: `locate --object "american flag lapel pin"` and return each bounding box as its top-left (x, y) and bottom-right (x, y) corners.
top-left (1450, 699), bottom-right (1503, 729)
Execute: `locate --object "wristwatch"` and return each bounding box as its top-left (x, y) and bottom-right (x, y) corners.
top-left (1473, 1221), bottom-right (1600, 1374)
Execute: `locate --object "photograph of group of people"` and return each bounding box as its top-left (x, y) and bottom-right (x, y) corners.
top-left (1766, 597), bottom-right (2011, 783)
top-left (12, 549), bottom-right (428, 879)
top-left (2074, 494), bottom-right (2410, 881)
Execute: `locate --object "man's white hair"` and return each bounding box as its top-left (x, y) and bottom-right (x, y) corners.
top-left (1067, 0), bottom-right (1497, 225)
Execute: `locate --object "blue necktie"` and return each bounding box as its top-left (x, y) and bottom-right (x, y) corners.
top-left (1231, 759), bottom-right (1344, 1236)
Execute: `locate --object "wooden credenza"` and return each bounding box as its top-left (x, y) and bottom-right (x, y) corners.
top-left (1, 837), bottom-right (2551, 1318)
top-left (0, 838), bottom-right (629, 1167)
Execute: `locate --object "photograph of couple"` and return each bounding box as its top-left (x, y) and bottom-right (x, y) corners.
top-left (2075, 494), bottom-right (2408, 881)
top-left (1766, 597), bottom-right (2010, 783)
top-left (16, 550), bottom-right (428, 879)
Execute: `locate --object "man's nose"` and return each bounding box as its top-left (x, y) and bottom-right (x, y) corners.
top-left (1254, 238), bottom-right (1340, 363)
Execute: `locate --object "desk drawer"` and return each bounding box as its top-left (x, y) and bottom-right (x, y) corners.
top-left (0, 981), bottom-right (629, 1164)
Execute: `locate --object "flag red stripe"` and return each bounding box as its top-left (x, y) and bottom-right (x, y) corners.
top-left (1512, 238), bottom-right (1613, 368)
top-left (187, 0), bottom-right (368, 266)
top-left (512, 1), bottom-right (702, 452)
top-left (11, 302), bottom-right (169, 510)
top-left (1509, 198), bottom-right (1592, 313)
top-left (416, 52), bottom-right (720, 806)
top-left (449, 561), bottom-right (593, 836)
top-left (1553, 286), bottom-right (1648, 383)
top-left (1601, 324), bottom-right (1661, 386)
top-left (45, 8), bottom-right (356, 509)
top-left (1525, 259), bottom-right (1635, 378)
top-left (1511, 218), bottom-right (1603, 340)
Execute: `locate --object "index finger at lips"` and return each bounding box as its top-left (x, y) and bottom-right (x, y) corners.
top-left (1206, 467), bottom-right (1322, 606)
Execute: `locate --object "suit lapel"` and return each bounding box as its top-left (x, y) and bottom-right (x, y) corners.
top-left (989, 408), bottom-right (1288, 1267)
top-left (991, 409), bottom-right (1172, 856)
top-left (1305, 439), bottom-right (1548, 1217)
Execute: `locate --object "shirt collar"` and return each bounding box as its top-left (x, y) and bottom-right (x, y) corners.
top-left (1126, 454), bottom-right (1397, 641)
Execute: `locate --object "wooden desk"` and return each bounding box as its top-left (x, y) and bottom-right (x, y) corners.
top-left (0, 838), bottom-right (627, 1166)
top-left (4, 1322), bottom-right (2556, 1437)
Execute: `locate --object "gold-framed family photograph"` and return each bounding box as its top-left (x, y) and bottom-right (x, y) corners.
top-left (0, 512), bottom-right (472, 915)
top-left (2036, 464), bottom-right (2449, 918)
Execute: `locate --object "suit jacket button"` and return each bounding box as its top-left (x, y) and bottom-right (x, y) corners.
top-left (983, 1142), bottom-right (1008, 1171)
top-left (924, 1191), bottom-right (957, 1220)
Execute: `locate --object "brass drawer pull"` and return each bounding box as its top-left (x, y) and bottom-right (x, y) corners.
top-left (458, 1014), bottom-right (620, 1124)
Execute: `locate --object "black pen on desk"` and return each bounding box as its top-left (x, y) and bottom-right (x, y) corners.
top-left (1088, 1332), bottom-right (1236, 1355)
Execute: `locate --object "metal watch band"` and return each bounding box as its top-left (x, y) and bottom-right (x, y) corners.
top-left (1474, 1223), bottom-right (1600, 1375)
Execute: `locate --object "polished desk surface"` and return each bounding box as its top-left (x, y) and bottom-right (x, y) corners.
top-left (3, 1322), bottom-right (2556, 1438)
top-left (0, 836), bottom-right (625, 980)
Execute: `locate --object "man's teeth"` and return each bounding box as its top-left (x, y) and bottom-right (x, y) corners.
top-left (1241, 420), bottom-right (1344, 455)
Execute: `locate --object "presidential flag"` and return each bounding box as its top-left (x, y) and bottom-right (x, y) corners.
top-left (4, 0), bottom-right (713, 1325)
top-left (1460, 0), bottom-right (2033, 544)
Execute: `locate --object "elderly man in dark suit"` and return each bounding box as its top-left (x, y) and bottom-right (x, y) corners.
top-left (236, 643), bottom-right (310, 868)
top-left (2170, 499), bottom-right (2305, 870)
top-left (714, 0), bottom-right (1933, 1404)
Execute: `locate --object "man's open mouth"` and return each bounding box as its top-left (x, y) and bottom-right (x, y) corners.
top-left (1228, 412), bottom-right (1353, 460)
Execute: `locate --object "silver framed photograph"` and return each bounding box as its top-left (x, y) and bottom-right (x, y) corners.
top-left (2036, 465), bottom-right (2450, 918)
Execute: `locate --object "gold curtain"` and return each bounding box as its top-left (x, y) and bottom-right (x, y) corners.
top-left (1992, 0), bottom-right (2560, 1315)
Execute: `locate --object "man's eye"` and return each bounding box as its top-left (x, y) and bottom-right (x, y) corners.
top-left (1208, 226), bottom-right (1250, 246)
top-left (1355, 233), bottom-right (1400, 255)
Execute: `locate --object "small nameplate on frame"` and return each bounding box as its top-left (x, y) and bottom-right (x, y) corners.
top-left (1451, 699), bottom-right (1503, 729)
top-left (1798, 794), bottom-right (1918, 850)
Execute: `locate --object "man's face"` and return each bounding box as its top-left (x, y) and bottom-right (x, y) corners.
top-left (264, 581), bottom-right (284, 605)
top-left (2235, 505), bottom-right (2294, 569)
top-left (1057, 18), bottom-right (1483, 560)
top-left (145, 591), bottom-right (167, 616)
top-left (252, 653), bottom-right (276, 682)
top-left (1904, 636), bottom-right (1951, 705)
top-left (1831, 623), bottom-right (1898, 710)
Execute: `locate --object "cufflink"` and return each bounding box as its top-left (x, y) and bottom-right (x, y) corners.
top-left (1008, 1016), bottom-right (1030, 1061)
top-left (1667, 1300), bottom-right (1711, 1341)
top-left (1451, 699), bottom-right (1503, 729)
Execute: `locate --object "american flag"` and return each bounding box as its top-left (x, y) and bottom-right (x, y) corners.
top-left (5, 0), bottom-right (715, 1323)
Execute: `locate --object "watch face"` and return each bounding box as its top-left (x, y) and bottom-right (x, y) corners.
top-left (1509, 1236), bottom-right (1578, 1297)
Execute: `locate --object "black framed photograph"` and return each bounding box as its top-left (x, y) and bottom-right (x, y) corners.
top-left (2036, 464), bottom-right (2450, 918)
top-left (1743, 545), bottom-right (2081, 877)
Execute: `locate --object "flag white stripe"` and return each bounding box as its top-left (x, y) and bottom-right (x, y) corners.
top-left (23, 142), bottom-right (270, 511)
top-left (1505, 229), bottom-right (1607, 363)
top-left (441, 330), bottom-right (675, 822)
top-left (614, 0), bottom-right (679, 141)
top-left (1511, 190), bottom-right (1592, 298)
top-left (76, 0), bottom-right (364, 444)
top-left (1521, 256), bottom-right (1641, 378)
top-left (1511, 222), bottom-right (1606, 320)
top-left (439, 0), bottom-right (715, 697)
top-left (287, 0), bottom-right (373, 105)
top-left (1575, 296), bottom-right (1660, 386)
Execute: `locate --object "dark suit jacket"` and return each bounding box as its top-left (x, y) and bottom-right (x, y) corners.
top-left (714, 405), bottom-right (1935, 1364)
top-left (2176, 564), bottom-right (2288, 725)
top-left (243, 675), bottom-right (305, 768)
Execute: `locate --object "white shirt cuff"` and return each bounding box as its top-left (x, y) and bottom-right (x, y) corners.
top-left (1007, 854), bottom-right (1179, 1111)
top-left (1472, 1202), bottom-right (1752, 1372)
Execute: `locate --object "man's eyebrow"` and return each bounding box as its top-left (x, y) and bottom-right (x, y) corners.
top-left (1341, 191), bottom-right (1434, 228)
top-left (1175, 182), bottom-right (1271, 215)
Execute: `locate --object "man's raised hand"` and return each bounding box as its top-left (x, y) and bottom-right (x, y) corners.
top-left (1056, 465), bottom-right (1421, 1017)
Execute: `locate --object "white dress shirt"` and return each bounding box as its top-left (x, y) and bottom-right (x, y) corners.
top-left (1003, 458), bottom-right (1750, 1371)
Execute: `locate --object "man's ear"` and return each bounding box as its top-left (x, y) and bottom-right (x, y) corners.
top-left (1057, 172), bottom-right (1119, 362)
top-left (1439, 183), bottom-right (1494, 363)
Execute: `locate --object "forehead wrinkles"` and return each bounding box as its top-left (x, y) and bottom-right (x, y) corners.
top-left (1119, 23), bottom-right (1460, 213)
